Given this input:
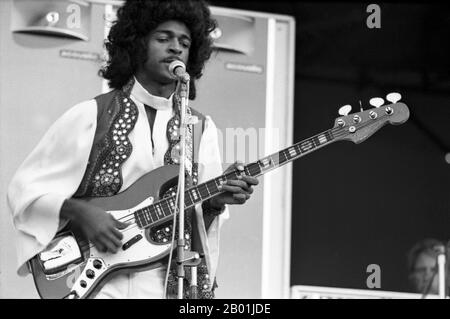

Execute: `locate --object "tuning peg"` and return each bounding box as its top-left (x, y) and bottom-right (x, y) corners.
top-left (338, 104), bottom-right (352, 116)
top-left (369, 97), bottom-right (385, 108)
top-left (386, 92), bottom-right (402, 103)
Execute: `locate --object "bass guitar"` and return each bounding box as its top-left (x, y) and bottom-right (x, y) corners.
top-left (29, 94), bottom-right (410, 298)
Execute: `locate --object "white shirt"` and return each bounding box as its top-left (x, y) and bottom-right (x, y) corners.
top-left (7, 78), bottom-right (229, 298)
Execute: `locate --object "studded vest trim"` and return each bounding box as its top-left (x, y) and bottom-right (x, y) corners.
top-left (74, 82), bottom-right (137, 198)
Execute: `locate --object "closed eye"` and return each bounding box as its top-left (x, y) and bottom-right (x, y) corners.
top-left (181, 41), bottom-right (191, 49)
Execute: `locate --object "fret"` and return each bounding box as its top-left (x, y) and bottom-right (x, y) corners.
top-left (189, 187), bottom-right (201, 203)
top-left (140, 211), bottom-right (147, 227)
top-left (287, 146), bottom-right (297, 158)
top-left (160, 200), bottom-right (172, 217)
top-left (287, 148), bottom-right (294, 160)
top-left (247, 163), bottom-right (261, 176)
top-left (147, 207), bottom-right (155, 222)
top-left (215, 176), bottom-right (227, 190)
top-left (279, 150), bottom-right (288, 164)
top-left (214, 178), bottom-right (222, 188)
top-left (136, 209), bottom-right (145, 225)
top-left (185, 191), bottom-right (194, 207)
top-left (267, 155), bottom-right (276, 168)
top-left (169, 196), bottom-right (188, 212)
top-left (317, 136), bottom-right (323, 145)
top-left (140, 208), bottom-right (149, 224)
top-left (294, 143), bottom-right (302, 155)
top-left (141, 208), bottom-right (150, 224)
top-left (317, 133), bottom-right (328, 145)
top-left (299, 139), bottom-right (313, 152)
top-left (197, 184), bottom-right (209, 199)
top-left (168, 198), bottom-right (176, 212)
top-left (260, 157), bottom-right (272, 170)
top-left (256, 160), bottom-right (263, 172)
top-left (326, 130), bottom-right (334, 141)
top-left (155, 203), bottom-right (165, 219)
top-left (206, 180), bottom-right (219, 196)
top-left (149, 207), bottom-right (158, 222)
top-left (217, 175), bottom-right (227, 184)
top-left (204, 183), bottom-right (212, 196)
top-left (272, 154), bottom-right (279, 166)
top-left (251, 163), bottom-right (260, 175)
top-left (224, 170), bottom-right (237, 182)
top-left (135, 210), bottom-right (144, 228)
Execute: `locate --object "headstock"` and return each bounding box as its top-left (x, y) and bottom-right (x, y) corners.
top-left (333, 93), bottom-right (410, 144)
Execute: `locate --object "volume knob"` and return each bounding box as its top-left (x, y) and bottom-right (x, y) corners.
top-left (93, 259), bottom-right (102, 269)
top-left (86, 269), bottom-right (95, 279)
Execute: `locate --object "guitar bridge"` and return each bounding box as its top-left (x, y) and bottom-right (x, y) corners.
top-left (38, 233), bottom-right (83, 275)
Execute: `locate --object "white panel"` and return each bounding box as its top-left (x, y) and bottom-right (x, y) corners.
top-left (261, 17), bottom-right (295, 299)
top-left (0, 0), bottom-right (105, 298)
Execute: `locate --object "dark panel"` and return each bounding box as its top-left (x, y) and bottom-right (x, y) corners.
top-left (212, 0), bottom-right (450, 293)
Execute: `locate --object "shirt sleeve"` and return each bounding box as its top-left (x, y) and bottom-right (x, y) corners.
top-left (193, 115), bottom-right (229, 285)
top-left (7, 100), bottom-right (97, 276)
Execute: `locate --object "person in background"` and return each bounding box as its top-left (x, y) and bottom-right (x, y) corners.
top-left (407, 238), bottom-right (449, 296)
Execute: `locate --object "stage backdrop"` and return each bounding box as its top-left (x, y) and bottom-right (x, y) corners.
top-left (0, 1), bottom-right (295, 299)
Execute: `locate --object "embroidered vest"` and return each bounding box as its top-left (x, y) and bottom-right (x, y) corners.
top-left (73, 82), bottom-right (216, 299)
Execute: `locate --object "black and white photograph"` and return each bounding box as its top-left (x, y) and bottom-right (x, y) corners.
top-left (0, 0), bottom-right (449, 304)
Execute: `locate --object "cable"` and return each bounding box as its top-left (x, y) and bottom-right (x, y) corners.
top-left (421, 267), bottom-right (438, 299)
top-left (163, 187), bottom-right (180, 299)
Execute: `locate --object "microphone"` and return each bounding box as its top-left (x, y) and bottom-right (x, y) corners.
top-left (168, 60), bottom-right (189, 81)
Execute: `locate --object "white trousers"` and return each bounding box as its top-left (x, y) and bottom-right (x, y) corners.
top-left (95, 267), bottom-right (167, 299)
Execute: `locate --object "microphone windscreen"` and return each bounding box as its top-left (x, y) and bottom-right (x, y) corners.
top-left (168, 60), bottom-right (186, 77)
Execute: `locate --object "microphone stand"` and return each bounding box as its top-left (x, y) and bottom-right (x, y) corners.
top-left (176, 73), bottom-right (201, 299)
top-left (437, 241), bottom-right (449, 299)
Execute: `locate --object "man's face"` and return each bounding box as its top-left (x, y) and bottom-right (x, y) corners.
top-left (410, 252), bottom-right (439, 294)
top-left (139, 20), bottom-right (191, 84)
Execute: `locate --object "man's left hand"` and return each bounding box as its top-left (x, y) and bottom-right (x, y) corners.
top-left (208, 160), bottom-right (259, 209)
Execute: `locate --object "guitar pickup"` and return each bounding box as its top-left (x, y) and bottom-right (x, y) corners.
top-left (122, 234), bottom-right (143, 251)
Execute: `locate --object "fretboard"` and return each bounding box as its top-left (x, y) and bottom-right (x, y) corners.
top-left (135, 129), bottom-right (336, 228)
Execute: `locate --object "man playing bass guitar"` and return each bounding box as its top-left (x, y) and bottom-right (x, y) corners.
top-left (7, 0), bottom-right (258, 299)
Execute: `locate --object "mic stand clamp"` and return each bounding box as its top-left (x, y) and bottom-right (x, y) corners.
top-left (177, 244), bottom-right (202, 299)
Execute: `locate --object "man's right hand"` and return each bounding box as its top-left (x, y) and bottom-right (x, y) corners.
top-left (60, 199), bottom-right (129, 254)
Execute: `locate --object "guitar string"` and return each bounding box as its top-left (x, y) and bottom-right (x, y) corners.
top-left (112, 123), bottom-right (345, 225)
top-left (120, 112), bottom-right (390, 226)
top-left (75, 112), bottom-right (392, 251)
top-left (75, 117), bottom-right (384, 251)
top-left (75, 113), bottom-right (392, 251)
